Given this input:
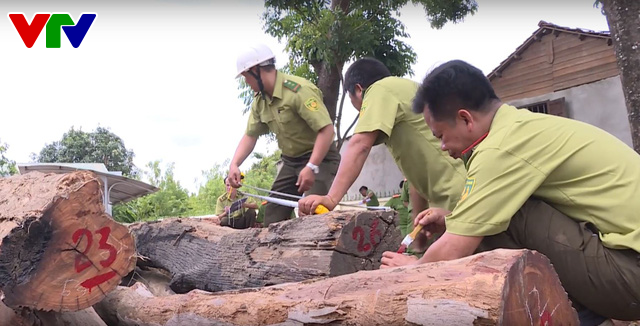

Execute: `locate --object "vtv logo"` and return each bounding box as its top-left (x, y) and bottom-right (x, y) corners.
top-left (8, 13), bottom-right (97, 48)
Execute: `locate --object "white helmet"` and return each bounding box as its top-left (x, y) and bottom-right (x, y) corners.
top-left (236, 44), bottom-right (276, 78)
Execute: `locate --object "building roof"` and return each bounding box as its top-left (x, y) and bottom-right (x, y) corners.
top-left (17, 163), bottom-right (158, 205)
top-left (488, 21), bottom-right (611, 80)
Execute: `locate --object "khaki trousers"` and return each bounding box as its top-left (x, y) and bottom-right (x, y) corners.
top-left (264, 145), bottom-right (340, 226)
top-left (220, 209), bottom-right (257, 230)
top-left (477, 198), bottom-right (640, 320)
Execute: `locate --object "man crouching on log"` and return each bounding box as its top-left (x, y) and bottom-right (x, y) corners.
top-left (381, 60), bottom-right (640, 325)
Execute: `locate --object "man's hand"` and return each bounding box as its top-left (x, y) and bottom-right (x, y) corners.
top-left (380, 251), bottom-right (418, 268)
top-left (228, 165), bottom-right (242, 188)
top-left (296, 166), bottom-right (315, 193)
top-left (298, 195), bottom-right (337, 215)
top-left (415, 207), bottom-right (449, 239)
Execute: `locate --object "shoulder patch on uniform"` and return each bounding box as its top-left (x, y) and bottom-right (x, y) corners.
top-left (359, 102), bottom-right (368, 117)
top-left (392, 194), bottom-right (400, 198)
top-left (283, 79), bottom-right (301, 93)
top-left (459, 178), bottom-right (476, 202)
top-left (304, 98), bottom-right (319, 112)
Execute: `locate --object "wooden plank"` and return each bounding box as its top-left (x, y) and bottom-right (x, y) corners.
top-left (494, 64), bottom-right (553, 84)
top-left (550, 34), bottom-right (605, 53)
top-left (553, 65), bottom-right (619, 91)
top-left (494, 72), bottom-right (554, 94)
top-left (499, 85), bottom-right (555, 103)
top-left (553, 56), bottom-right (618, 80)
top-left (496, 81), bottom-right (555, 101)
top-left (552, 47), bottom-right (616, 70)
top-left (553, 44), bottom-right (614, 65)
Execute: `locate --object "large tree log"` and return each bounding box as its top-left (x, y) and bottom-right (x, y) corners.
top-left (0, 171), bottom-right (136, 311)
top-left (128, 210), bottom-right (401, 293)
top-left (94, 249), bottom-right (578, 325)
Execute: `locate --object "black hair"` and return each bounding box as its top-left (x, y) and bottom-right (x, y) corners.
top-left (344, 58), bottom-right (392, 95)
top-left (359, 186), bottom-right (368, 192)
top-left (412, 60), bottom-right (500, 121)
top-left (223, 176), bottom-right (228, 184)
top-left (399, 180), bottom-right (405, 189)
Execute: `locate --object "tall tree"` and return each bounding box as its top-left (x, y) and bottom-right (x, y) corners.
top-left (260, 0), bottom-right (477, 148)
top-left (33, 126), bottom-right (137, 176)
top-left (0, 139), bottom-right (17, 177)
top-left (599, 0), bottom-right (640, 153)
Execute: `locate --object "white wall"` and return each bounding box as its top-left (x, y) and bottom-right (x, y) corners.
top-left (338, 141), bottom-right (404, 201)
top-left (509, 76), bottom-right (633, 147)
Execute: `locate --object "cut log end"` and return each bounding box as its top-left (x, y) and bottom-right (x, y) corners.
top-left (0, 171), bottom-right (136, 312)
top-left (500, 250), bottom-right (578, 325)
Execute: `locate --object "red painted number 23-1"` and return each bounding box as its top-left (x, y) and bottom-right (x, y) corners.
top-left (71, 226), bottom-right (119, 292)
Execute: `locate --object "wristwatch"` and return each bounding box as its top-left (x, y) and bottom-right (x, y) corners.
top-left (306, 162), bottom-right (319, 174)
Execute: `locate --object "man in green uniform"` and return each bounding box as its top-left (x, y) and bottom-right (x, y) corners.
top-left (384, 180), bottom-right (410, 237)
top-left (400, 178), bottom-right (412, 220)
top-left (216, 177), bottom-right (258, 229)
top-left (382, 60), bottom-right (640, 324)
top-left (358, 186), bottom-right (379, 208)
top-left (298, 58), bottom-right (466, 220)
top-left (228, 44), bottom-right (340, 226)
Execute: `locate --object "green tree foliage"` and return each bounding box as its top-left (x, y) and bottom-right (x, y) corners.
top-left (112, 161), bottom-right (190, 223)
top-left (188, 160), bottom-right (230, 216)
top-left (242, 150), bottom-right (281, 194)
top-left (261, 0), bottom-right (478, 126)
top-left (33, 126), bottom-right (137, 177)
top-left (114, 151), bottom-right (282, 222)
top-left (0, 139), bottom-right (17, 177)
top-left (236, 0), bottom-right (476, 148)
top-left (188, 150), bottom-right (282, 216)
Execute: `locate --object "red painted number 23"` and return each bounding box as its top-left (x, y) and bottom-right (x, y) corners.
top-left (351, 219), bottom-right (382, 252)
top-left (72, 227), bottom-right (117, 273)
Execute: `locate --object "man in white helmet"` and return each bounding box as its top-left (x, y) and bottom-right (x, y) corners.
top-left (228, 44), bottom-right (340, 226)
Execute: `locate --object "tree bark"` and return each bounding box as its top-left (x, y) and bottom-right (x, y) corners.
top-left (94, 249), bottom-right (578, 326)
top-left (602, 0), bottom-right (640, 153)
top-left (314, 62), bottom-right (343, 122)
top-left (127, 210), bottom-right (401, 294)
top-left (0, 171), bottom-right (136, 311)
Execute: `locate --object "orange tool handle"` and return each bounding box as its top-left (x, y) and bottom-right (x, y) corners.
top-left (408, 224), bottom-right (423, 240)
top-left (314, 204), bottom-right (330, 214)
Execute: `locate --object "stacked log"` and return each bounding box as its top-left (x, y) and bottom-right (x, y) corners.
top-left (94, 249), bottom-right (579, 325)
top-left (0, 172), bottom-right (592, 325)
top-left (127, 209), bottom-right (402, 293)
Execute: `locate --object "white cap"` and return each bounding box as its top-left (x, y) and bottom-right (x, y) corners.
top-left (235, 44), bottom-right (276, 78)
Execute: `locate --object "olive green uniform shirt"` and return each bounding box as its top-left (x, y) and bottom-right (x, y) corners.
top-left (448, 104), bottom-right (640, 252)
top-left (215, 191), bottom-right (256, 219)
top-left (245, 72), bottom-right (333, 158)
top-left (385, 194), bottom-right (408, 220)
top-left (400, 179), bottom-right (412, 213)
top-left (354, 77), bottom-right (466, 210)
top-left (364, 190), bottom-right (379, 207)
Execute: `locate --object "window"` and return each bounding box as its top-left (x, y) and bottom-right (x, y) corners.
top-left (521, 97), bottom-right (566, 117)
top-left (523, 101), bottom-right (548, 114)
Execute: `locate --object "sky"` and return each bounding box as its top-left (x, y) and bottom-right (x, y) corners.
top-left (0, 0), bottom-right (609, 193)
